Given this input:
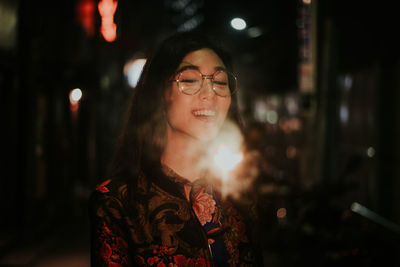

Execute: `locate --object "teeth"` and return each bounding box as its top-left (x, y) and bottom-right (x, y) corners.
top-left (193, 110), bottom-right (216, 116)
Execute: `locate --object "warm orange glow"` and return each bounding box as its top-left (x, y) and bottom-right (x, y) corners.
top-left (277, 208), bottom-right (287, 219)
top-left (77, 0), bottom-right (96, 37)
top-left (98, 0), bottom-right (118, 42)
top-left (205, 120), bottom-right (259, 200)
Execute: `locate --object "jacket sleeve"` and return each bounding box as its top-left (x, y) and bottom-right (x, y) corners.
top-left (88, 189), bottom-right (130, 266)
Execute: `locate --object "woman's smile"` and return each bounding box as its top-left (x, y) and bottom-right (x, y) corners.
top-left (192, 108), bottom-right (217, 121)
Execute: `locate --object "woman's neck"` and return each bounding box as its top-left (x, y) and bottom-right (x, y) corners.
top-left (161, 133), bottom-right (209, 182)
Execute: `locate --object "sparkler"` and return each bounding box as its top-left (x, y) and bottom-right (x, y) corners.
top-left (213, 145), bottom-right (243, 172)
top-left (207, 119), bottom-right (256, 199)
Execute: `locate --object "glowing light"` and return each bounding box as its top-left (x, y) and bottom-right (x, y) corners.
top-left (98, 0), bottom-right (118, 42)
top-left (277, 208), bottom-right (287, 219)
top-left (177, 15), bottom-right (204, 32)
top-left (69, 88), bottom-right (82, 113)
top-left (213, 145), bottom-right (243, 172)
top-left (207, 119), bottom-right (257, 200)
top-left (266, 110), bottom-right (278, 124)
top-left (69, 88), bottom-right (82, 104)
top-left (230, 18), bottom-right (246, 30)
top-left (0, 1), bottom-right (17, 50)
top-left (279, 117), bottom-right (302, 134)
top-left (367, 147), bottom-right (375, 158)
top-left (77, 0), bottom-right (96, 37)
top-left (254, 100), bottom-right (268, 122)
top-left (351, 202), bottom-right (400, 234)
top-left (247, 27), bottom-right (262, 38)
top-left (124, 58), bottom-right (147, 88)
top-left (285, 96), bottom-right (299, 115)
top-left (340, 105), bottom-right (349, 124)
top-left (344, 75), bottom-right (353, 90)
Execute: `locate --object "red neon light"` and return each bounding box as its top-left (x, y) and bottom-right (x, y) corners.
top-left (77, 0), bottom-right (96, 37)
top-left (98, 0), bottom-right (118, 42)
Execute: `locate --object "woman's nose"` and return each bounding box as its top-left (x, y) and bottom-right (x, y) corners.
top-left (199, 79), bottom-right (215, 99)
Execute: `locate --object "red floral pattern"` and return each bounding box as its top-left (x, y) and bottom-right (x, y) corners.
top-left (191, 188), bottom-right (216, 226)
top-left (98, 222), bottom-right (129, 266)
top-left (96, 179), bottom-right (111, 193)
top-left (133, 244), bottom-right (209, 267)
top-left (90, 175), bottom-right (255, 267)
top-left (222, 203), bottom-right (249, 266)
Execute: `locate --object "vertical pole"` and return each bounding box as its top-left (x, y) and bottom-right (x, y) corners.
top-left (313, 0), bottom-right (339, 184)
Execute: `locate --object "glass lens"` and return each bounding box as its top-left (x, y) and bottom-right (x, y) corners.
top-left (213, 71), bottom-right (230, 96)
top-left (214, 70), bottom-right (237, 96)
top-left (178, 69), bottom-right (202, 95)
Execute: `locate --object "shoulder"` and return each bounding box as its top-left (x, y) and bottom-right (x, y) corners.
top-left (92, 176), bottom-right (129, 196)
top-left (89, 173), bottom-right (151, 208)
top-left (89, 177), bottom-right (131, 209)
top-left (95, 176), bottom-right (128, 193)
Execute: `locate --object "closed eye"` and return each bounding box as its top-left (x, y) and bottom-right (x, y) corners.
top-left (213, 81), bottom-right (228, 86)
top-left (181, 79), bottom-right (198, 83)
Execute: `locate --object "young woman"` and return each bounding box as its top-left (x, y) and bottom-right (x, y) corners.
top-left (89, 31), bottom-right (258, 266)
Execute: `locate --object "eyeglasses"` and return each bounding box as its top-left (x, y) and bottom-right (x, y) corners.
top-left (171, 68), bottom-right (237, 97)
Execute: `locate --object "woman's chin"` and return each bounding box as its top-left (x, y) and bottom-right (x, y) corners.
top-left (192, 124), bottom-right (222, 142)
top-left (195, 131), bottom-right (219, 143)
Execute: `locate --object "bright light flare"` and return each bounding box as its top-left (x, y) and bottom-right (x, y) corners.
top-left (208, 119), bottom-right (244, 176)
top-left (213, 145), bottom-right (243, 172)
top-left (69, 88), bottom-right (82, 104)
top-left (124, 58), bottom-right (146, 88)
top-left (69, 88), bottom-right (82, 113)
top-left (230, 18), bottom-right (247, 30)
top-left (206, 119), bottom-right (259, 200)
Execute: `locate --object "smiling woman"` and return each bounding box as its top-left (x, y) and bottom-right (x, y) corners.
top-left (164, 48), bottom-right (232, 142)
top-left (88, 31), bottom-right (260, 266)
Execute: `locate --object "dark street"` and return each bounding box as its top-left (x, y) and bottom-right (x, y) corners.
top-left (1, 0), bottom-right (400, 266)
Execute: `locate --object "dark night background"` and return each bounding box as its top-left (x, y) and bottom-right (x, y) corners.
top-left (1, 0), bottom-right (399, 266)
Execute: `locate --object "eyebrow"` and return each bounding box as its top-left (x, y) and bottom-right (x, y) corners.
top-left (176, 63), bottom-right (227, 73)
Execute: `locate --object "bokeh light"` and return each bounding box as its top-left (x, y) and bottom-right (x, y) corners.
top-left (98, 0), bottom-right (118, 42)
top-left (367, 147), bottom-right (375, 158)
top-left (124, 58), bottom-right (147, 88)
top-left (69, 88), bottom-right (82, 104)
top-left (277, 207), bottom-right (287, 219)
top-left (230, 17), bottom-right (247, 30)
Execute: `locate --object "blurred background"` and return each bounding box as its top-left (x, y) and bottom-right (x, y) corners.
top-left (1, 0), bottom-right (399, 266)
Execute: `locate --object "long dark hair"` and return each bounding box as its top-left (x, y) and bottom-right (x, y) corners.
top-left (109, 31), bottom-right (243, 185)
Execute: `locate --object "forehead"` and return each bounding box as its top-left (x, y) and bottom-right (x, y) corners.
top-left (179, 48), bottom-right (225, 69)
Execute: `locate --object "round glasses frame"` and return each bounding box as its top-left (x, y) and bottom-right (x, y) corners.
top-left (170, 69), bottom-right (238, 97)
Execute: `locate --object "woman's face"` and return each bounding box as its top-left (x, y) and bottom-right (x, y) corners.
top-left (165, 48), bottom-right (232, 142)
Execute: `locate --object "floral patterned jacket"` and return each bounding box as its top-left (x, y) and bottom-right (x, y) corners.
top-left (89, 165), bottom-right (256, 266)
